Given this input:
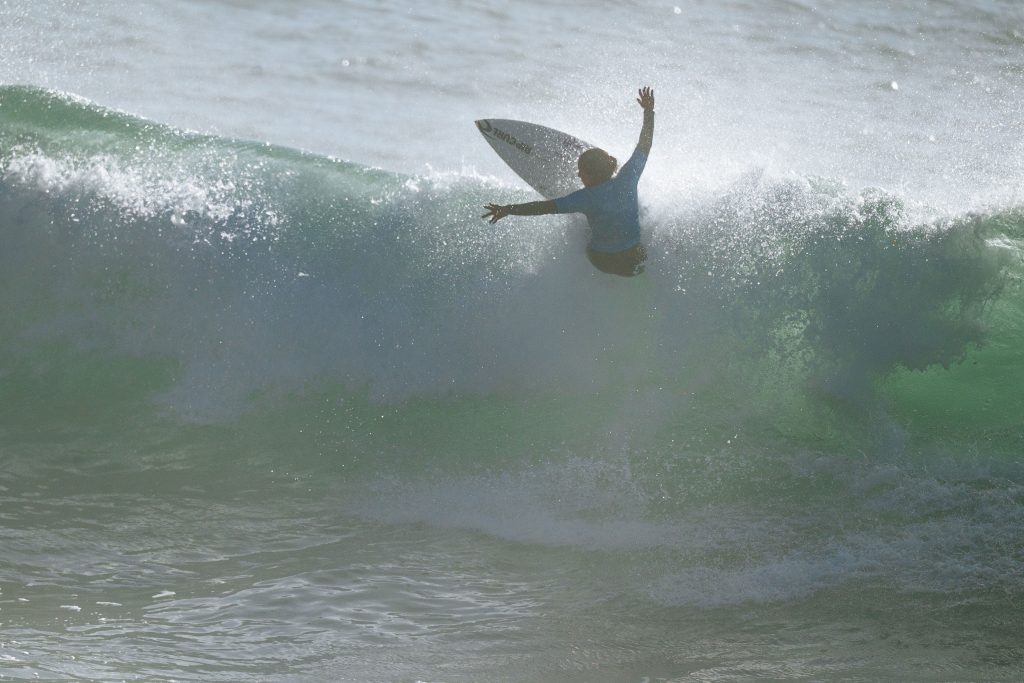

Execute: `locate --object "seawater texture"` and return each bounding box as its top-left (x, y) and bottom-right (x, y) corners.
top-left (2, 0), bottom-right (1024, 679)
top-left (3, 85), bottom-right (1024, 680)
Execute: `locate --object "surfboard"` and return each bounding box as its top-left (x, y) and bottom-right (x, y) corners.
top-left (475, 119), bottom-right (593, 200)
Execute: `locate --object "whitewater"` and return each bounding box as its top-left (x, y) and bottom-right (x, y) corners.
top-left (1, 1), bottom-right (1023, 681)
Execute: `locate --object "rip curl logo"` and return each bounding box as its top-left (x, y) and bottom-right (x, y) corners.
top-left (477, 120), bottom-right (532, 155)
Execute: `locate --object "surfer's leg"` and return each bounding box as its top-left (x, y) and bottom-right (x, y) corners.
top-left (587, 244), bottom-right (647, 277)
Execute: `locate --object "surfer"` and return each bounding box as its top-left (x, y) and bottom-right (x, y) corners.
top-left (482, 87), bottom-right (655, 277)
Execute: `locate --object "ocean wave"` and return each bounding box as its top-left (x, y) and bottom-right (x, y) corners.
top-left (1, 85), bottom-right (1022, 446)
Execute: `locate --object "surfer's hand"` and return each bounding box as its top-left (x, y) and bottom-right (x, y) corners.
top-left (482, 203), bottom-right (510, 224)
top-left (637, 86), bottom-right (654, 111)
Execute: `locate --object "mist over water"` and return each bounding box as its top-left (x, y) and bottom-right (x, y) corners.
top-left (2, 1), bottom-right (1024, 681)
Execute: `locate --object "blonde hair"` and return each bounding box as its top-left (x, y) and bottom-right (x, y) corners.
top-left (578, 148), bottom-right (617, 182)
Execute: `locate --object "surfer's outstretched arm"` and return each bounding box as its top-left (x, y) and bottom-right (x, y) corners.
top-left (482, 200), bottom-right (556, 224)
top-left (636, 86), bottom-right (655, 154)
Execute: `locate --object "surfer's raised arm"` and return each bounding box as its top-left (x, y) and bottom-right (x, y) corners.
top-left (636, 86), bottom-right (655, 154)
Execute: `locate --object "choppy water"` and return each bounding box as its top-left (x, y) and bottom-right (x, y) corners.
top-left (2, 1), bottom-right (1024, 681)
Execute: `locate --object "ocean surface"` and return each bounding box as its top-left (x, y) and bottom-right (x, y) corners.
top-left (2, 1), bottom-right (1023, 680)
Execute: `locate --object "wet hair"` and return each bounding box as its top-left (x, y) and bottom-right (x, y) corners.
top-left (578, 148), bottom-right (617, 182)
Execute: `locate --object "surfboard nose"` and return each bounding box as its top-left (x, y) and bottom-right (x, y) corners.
top-left (475, 118), bottom-right (591, 199)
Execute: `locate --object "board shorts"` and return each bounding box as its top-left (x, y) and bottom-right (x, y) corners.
top-left (586, 243), bottom-right (647, 277)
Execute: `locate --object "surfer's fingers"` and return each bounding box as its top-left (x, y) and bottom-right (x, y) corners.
top-left (637, 86), bottom-right (654, 108)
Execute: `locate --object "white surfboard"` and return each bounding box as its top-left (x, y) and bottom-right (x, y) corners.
top-left (475, 119), bottom-right (593, 199)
